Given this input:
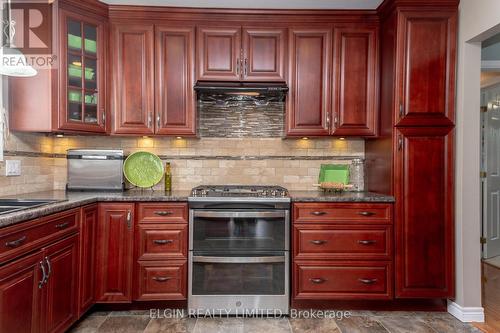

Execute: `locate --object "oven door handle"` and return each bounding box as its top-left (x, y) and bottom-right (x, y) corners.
top-left (192, 256), bottom-right (285, 264)
top-left (193, 211), bottom-right (286, 218)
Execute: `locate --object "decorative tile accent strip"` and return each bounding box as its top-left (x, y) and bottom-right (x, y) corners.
top-left (4, 150), bottom-right (364, 161)
top-left (4, 150), bottom-right (66, 158)
top-left (198, 100), bottom-right (285, 137)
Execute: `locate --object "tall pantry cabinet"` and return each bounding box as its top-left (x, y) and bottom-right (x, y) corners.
top-left (366, 0), bottom-right (457, 299)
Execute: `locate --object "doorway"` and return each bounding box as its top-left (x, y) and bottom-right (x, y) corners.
top-left (479, 32), bottom-right (500, 332)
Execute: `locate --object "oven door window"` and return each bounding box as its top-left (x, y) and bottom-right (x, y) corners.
top-left (192, 210), bottom-right (287, 251)
top-left (191, 253), bottom-right (286, 295)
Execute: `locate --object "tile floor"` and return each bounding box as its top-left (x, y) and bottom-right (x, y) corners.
top-left (68, 309), bottom-right (481, 333)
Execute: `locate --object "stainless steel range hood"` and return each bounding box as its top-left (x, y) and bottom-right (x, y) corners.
top-left (194, 81), bottom-right (288, 104)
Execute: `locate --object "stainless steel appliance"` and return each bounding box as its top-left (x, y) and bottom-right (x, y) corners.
top-left (188, 185), bottom-right (290, 315)
top-left (67, 149), bottom-right (124, 191)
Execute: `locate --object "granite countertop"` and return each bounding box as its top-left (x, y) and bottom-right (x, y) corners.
top-left (289, 190), bottom-right (395, 203)
top-left (0, 190), bottom-right (191, 228)
top-left (0, 190), bottom-right (394, 228)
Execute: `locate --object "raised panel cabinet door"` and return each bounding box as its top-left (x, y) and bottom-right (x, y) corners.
top-left (95, 203), bottom-right (135, 302)
top-left (58, 10), bottom-right (108, 133)
top-left (286, 28), bottom-right (332, 136)
top-left (395, 127), bottom-right (454, 298)
top-left (332, 26), bottom-right (378, 136)
top-left (196, 26), bottom-right (241, 81)
top-left (78, 205), bottom-right (97, 315)
top-left (42, 235), bottom-right (79, 333)
top-left (0, 251), bottom-right (43, 333)
top-left (242, 27), bottom-right (286, 81)
top-left (112, 24), bottom-right (155, 134)
top-left (155, 25), bottom-right (196, 136)
top-left (396, 10), bottom-right (457, 126)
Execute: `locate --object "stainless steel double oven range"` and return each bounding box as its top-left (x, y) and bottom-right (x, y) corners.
top-left (188, 185), bottom-right (290, 315)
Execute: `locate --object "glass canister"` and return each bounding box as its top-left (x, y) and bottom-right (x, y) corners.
top-left (349, 158), bottom-right (364, 191)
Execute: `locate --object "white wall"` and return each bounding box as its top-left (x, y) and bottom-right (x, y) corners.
top-left (454, 0), bottom-right (500, 319)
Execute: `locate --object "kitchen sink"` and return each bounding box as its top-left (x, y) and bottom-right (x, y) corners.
top-left (0, 199), bottom-right (65, 215)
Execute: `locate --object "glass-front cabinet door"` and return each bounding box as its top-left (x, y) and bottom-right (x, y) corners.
top-left (60, 10), bottom-right (106, 132)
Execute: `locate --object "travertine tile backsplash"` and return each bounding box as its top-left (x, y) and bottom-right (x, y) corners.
top-left (1, 132), bottom-right (365, 195)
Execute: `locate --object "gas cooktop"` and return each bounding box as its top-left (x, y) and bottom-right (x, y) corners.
top-left (189, 185), bottom-right (289, 199)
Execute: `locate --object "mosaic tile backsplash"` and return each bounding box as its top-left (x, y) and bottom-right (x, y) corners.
top-left (198, 100), bottom-right (285, 137)
top-left (1, 133), bottom-right (365, 195)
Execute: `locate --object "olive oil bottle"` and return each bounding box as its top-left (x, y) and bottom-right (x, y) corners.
top-left (164, 162), bottom-right (172, 192)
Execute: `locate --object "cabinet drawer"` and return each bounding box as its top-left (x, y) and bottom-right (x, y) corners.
top-left (293, 203), bottom-right (392, 224)
top-left (137, 203), bottom-right (188, 224)
top-left (135, 261), bottom-right (186, 300)
top-left (294, 261), bottom-right (392, 300)
top-left (136, 224), bottom-right (187, 260)
top-left (0, 209), bottom-right (79, 263)
top-left (293, 225), bottom-right (391, 260)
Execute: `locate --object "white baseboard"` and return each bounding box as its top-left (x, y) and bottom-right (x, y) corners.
top-left (447, 300), bottom-right (485, 322)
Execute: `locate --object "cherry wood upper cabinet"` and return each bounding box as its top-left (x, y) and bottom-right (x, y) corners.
top-left (242, 28), bottom-right (286, 81)
top-left (396, 10), bottom-right (457, 127)
top-left (155, 25), bottom-right (196, 136)
top-left (112, 24), bottom-right (155, 135)
top-left (42, 235), bottom-right (79, 333)
top-left (196, 26), bottom-right (241, 81)
top-left (78, 205), bottom-right (98, 316)
top-left (95, 203), bottom-right (135, 302)
top-left (0, 251), bottom-right (43, 333)
top-left (286, 28), bottom-right (332, 136)
top-left (394, 127), bottom-right (454, 298)
top-left (332, 26), bottom-right (378, 136)
top-left (9, 2), bottom-right (109, 134)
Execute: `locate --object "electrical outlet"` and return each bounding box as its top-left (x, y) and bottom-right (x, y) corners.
top-left (5, 160), bottom-right (21, 176)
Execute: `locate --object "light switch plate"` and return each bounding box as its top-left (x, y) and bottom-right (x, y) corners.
top-left (5, 160), bottom-right (21, 176)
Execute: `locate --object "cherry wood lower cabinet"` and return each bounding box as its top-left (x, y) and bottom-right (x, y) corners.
top-left (42, 235), bottom-right (80, 333)
top-left (292, 202), bottom-right (394, 301)
top-left (0, 251), bottom-right (44, 333)
top-left (134, 203), bottom-right (188, 301)
top-left (294, 261), bottom-right (392, 300)
top-left (0, 234), bottom-right (80, 333)
top-left (95, 203), bottom-right (135, 302)
top-left (78, 205), bottom-right (98, 315)
top-left (394, 127), bottom-right (454, 298)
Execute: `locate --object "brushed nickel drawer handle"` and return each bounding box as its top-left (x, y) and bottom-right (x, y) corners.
top-left (38, 261), bottom-right (46, 289)
top-left (153, 276), bottom-right (172, 282)
top-left (358, 240), bottom-right (377, 245)
top-left (358, 278), bottom-right (378, 285)
top-left (311, 211), bottom-right (327, 216)
top-left (310, 240), bottom-right (327, 245)
top-left (310, 278), bottom-right (326, 284)
top-left (55, 222), bottom-right (70, 229)
top-left (154, 211), bottom-right (173, 216)
top-left (5, 235), bottom-right (27, 248)
top-left (358, 211), bottom-right (375, 217)
top-left (153, 239), bottom-right (173, 245)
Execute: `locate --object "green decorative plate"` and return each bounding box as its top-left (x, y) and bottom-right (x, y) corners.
top-left (123, 152), bottom-right (164, 188)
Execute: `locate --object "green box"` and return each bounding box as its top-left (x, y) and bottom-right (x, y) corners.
top-left (318, 164), bottom-right (350, 185)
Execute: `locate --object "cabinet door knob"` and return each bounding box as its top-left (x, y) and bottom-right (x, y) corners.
top-left (5, 235), bottom-right (27, 248)
top-left (153, 239), bottom-right (173, 245)
top-left (154, 211), bottom-right (173, 216)
top-left (311, 211), bottom-right (327, 216)
top-left (358, 278), bottom-right (378, 285)
top-left (310, 277), bottom-right (326, 284)
top-left (153, 276), bottom-right (172, 282)
top-left (358, 240), bottom-right (377, 245)
top-left (358, 211), bottom-right (375, 217)
top-left (310, 240), bottom-right (327, 245)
